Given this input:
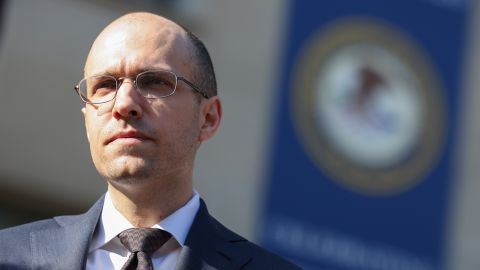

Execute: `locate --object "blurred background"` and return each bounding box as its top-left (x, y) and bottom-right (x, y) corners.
top-left (0, 0), bottom-right (479, 269)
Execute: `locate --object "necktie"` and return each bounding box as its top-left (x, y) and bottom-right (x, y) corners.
top-left (118, 228), bottom-right (172, 270)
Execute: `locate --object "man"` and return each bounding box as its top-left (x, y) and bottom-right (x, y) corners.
top-left (0, 12), bottom-right (301, 270)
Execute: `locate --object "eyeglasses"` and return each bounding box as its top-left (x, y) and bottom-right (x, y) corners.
top-left (74, 69), bottom-right (209, 104)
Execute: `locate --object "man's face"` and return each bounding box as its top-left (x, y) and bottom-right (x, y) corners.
top-left (82, 19), bottom-right (203, 186)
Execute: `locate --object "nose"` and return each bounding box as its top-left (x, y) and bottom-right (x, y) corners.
top-left (111, 79), bottom-right (143, 120)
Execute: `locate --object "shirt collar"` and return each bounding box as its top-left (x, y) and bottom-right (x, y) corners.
top-left (89, 190), bottom-right (200, 253)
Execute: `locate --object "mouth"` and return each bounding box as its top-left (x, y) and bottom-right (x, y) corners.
top-left (105, 130), bottom-right (150, 145)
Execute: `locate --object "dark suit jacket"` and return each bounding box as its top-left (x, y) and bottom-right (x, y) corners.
top-left (0, 196), bottom-right (301, 270)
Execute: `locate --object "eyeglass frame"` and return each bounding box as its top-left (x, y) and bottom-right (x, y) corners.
top-left (74, 69), bottom-right (210, 104)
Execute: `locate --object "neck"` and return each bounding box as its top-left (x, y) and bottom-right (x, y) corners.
top-left (107, 176), bottom-right (193, 227)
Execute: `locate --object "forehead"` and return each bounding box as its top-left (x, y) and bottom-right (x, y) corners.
top-left (84, 19), bottom-right (193, 78)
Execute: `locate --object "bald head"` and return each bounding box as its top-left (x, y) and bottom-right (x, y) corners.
top-left (85, 12), bottom-right (217, 98)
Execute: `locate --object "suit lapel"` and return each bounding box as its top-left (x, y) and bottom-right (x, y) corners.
top-left (175, 243), bottom-right (252, 270)
top-left (30, 196), bottom-right (104, 270)
top-left (175, 199), bottom-right (253, 270)
top-left (175, 245), bottom-right (212, 270)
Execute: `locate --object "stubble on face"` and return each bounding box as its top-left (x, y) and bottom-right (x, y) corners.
top-left (98, 104), bottom-right (201, 186)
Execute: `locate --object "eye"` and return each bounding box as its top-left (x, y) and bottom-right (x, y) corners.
top-left (137, 71), bottom-right (176, 97)
top-left (141, 74), bottom-right (172, 87)
top-left (90, 77), bottom-right (117, 96)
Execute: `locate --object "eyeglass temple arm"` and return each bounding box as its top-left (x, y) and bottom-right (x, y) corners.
top-left (74, 85), bottom-right (82, 97)
top-left (178, 77), bottom-right (210, 99)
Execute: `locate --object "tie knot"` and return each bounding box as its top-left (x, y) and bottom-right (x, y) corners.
top-left (118, 228), bottom-right (171, 255)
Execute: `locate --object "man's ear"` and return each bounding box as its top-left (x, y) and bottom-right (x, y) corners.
top-left (198, 96), bottom-right (222, 142)
top-left (82, 107), bottom-right (90, 142)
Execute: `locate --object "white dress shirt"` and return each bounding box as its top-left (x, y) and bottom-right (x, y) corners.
top-left (86, 191), bottom-right (200, 270)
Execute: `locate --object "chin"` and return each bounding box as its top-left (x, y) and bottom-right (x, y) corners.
top-left (104, 170), bottom-right (153, 185)
top-left (101, 158), bottom-right (156, 183)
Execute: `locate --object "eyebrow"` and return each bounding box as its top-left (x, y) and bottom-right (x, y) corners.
top-left (89, 67), bottom-right (174, 78)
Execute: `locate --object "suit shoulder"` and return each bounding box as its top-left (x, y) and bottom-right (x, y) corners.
top-left (238, 239), bottom-right (302, 269)
top-left (0, 211), bottom-right (91, 237)
top-left (208, 216), bottom-right (302, 269)
top-left (0, 218), bottom-right (59, 266)
top-left (0, 218), bottom-right (58, 234)
top-left (0, 218), bottom-right (59, 241)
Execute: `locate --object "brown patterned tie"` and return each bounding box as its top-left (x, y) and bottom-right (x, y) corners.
top-left (118, 228), bottom-right (172, 270)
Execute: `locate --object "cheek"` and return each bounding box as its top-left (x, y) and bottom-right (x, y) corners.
top-left (150, 110), bottom-right (199, 146)
top-left (162, 103), bottom-right (200, 130)
top-left (84, 112), bottom-right (104, 148)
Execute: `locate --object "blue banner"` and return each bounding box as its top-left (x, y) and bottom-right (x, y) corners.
top-left (260, 1), bottom-right (470, 269)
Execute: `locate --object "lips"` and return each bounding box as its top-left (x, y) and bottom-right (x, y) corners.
top-left (105, 130), bottom-right (150, 145)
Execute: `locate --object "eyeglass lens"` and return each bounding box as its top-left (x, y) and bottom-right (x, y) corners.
top-left (78, 70), bottom-right (178, 104)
